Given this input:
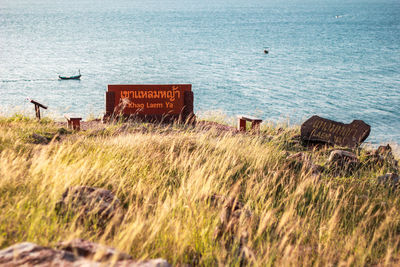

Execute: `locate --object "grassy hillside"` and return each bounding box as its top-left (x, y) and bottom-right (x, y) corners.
top-left (0, 115), bottom-right (399, 266)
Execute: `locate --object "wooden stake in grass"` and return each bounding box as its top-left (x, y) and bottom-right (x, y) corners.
top-left (27, 98), bottom-right (48, 120)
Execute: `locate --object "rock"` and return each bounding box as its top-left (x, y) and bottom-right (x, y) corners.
top-left (56, 239), bottom-right (132, 262)
top-left (0, 242), bottom-right (80, 267)
top-left (301, 115), bottom-right (370, 147)
top-left (328, 150), bottom-right (358, 165)
top-left (57, 128), bottom-right (71, 135)
top-left (0, 241), bottom-right (171, 267)
top-left (328, 150), bottom-right (359, 175)
top-left (134, 259), bottom-right (171, 267)
top-left (364, 144), bottom-right (398, 171)
top-left (55, 186), bottom-right (121, 225)
top-left (374, 144), bottom-right (398, 168)
top-left (31, 133), bottom-right (49, 144)
top-left (375, 144), bottom-right (392, 155)
top-left (377, 173), bottom-right (400, 188)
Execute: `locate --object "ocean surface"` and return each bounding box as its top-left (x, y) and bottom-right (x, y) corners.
top-left (1, 0), bottom-right (399, 144)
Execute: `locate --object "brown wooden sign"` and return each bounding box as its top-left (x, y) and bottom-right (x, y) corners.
top-left (105, 84), bottom-right (194, 122)
top-left (301, 115), bottom-right (370, 147)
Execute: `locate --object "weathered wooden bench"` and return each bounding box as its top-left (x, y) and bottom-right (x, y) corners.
top-left (64, 114), bottom-right (82, 130)
top-left (237, 115), bottom-right (262, 132)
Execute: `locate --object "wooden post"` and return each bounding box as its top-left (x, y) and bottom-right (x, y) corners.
top-left (34, 105), bottom-right (41, 120)
top-left (27, 98), bottom-right (48, 120)
top-left (238, 118), bottom-right (246, 132)
top-left (105, 91), bottom-right (115, 116)
top-left (71, 119), bottom-right (81, 130)
top-left (182, 91), bottom-right (194, 123)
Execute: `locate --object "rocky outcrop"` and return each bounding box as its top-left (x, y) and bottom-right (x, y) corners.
top-left (377, 173), bottom-right (400, 188)
top-left (55, 186), bottom-right (121, 226)
top-left (366, 144), bottom-right (399, 170)
top-left (376, 144), bottom-right (392, 155)
top-left (0, 242), bottom-right (79, 267)
top-left (55, 239), bottom-right (132, 262)
top-left (327, 150), bottom-right (358, 175)
top-left (328, 150), bottom-right (358, 165)
top-left (0, 241), bottom-right (171, 267)
top-left (31, 133), bottom-right (50, 144)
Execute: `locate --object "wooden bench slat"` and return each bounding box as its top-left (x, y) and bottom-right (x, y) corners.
top-left (64, 114), bottom-right (82, 120)
top-left (237, 115), bottom-right (262, 122)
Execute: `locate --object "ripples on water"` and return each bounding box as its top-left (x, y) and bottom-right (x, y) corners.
top-left (0, 0), bottom-right (399, 144)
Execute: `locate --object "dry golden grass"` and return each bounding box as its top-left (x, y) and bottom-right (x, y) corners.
top-left (0, 114), bottom-right (399, 266)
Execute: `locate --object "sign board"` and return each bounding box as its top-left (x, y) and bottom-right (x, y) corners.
top-left (105, 84), bottom-right (194, 122)
top-left (301, 115), bottom-right (370, 147)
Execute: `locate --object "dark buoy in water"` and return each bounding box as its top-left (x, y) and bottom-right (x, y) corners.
top-left (263, 49), bottom-right (269, 54)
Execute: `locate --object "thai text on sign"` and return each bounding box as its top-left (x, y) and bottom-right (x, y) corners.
top-left (301, 115), bottom-right (370, 147)
top-left (107, 84), bottom-right (192, 115)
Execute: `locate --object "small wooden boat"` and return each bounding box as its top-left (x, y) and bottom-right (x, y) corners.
top-left (59, 70), bottom-right (81, 80)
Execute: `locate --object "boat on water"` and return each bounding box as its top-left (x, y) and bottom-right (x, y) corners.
top-left (59, 70), bottom-right (81, 80)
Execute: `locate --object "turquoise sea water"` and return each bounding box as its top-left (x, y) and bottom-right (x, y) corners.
top-left (0, 0), bottom-right (399, 144)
